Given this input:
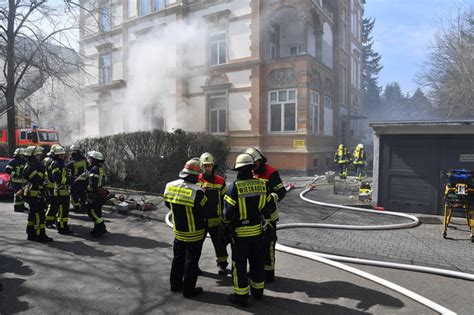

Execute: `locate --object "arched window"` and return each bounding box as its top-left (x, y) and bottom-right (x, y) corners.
top-left (322, 23), bottom-right (333, 68)
top-left (267, 7), bottom-right (303, 60)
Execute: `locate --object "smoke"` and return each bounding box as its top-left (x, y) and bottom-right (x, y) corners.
top-left (112, 19), bottom-right (209, 134)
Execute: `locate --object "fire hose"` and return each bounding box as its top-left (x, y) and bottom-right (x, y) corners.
top-left (164, 174), bottom-right (473, 314)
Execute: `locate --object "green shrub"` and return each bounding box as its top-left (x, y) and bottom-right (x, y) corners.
top-left (77, 129), bottom-right (230, 193)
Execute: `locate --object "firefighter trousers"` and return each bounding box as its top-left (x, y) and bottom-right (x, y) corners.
top-left (45, 188), bottom-right (57, 224)
top-left (338, 163), bottom-right (348, 179)
top-left (86, 198), bottom-right (105, 227)
top-left (208, 225), bottom-right (229, 268)
top-left (12, 183), bottom-right (24, 211)
top-left (71, 181), bottom-right (87, 212)
top-left (170, 238), bottom-right (204, 296)
top-left (264, 221), bottom-right (277, 280)
top-left (231, 234), bottom-right (265, 301)
top-left (26, 196), bottom-right (46, 238)
top-left (55, 195), bottom-right (71, 232)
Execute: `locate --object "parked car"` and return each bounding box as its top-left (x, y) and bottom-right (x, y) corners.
top-left (0, 157), bottom-right (13, 196)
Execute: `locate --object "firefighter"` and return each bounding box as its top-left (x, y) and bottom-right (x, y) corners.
top-left (7, 148), bottom-right (27, 212)
top-left (198, 152), bottom-right (229, 275)
top-left (334, 144), bottom-right (349, 179)
top-left (86, 150), bottom-right (107, 237)
top-left (222, 153), bottom-right (271, 307)
top-left (164, 158), bottom-right (207, 298)
top-left (67, 144), bottom-right (88, 213)
top-left (23, 145), bottom-right (53, 242)
top-left (244, 147), bottom-right (286, 283)
top-left (44, 146), bottom-right (58, 228)
top-left (352, 143), bottom-right (366, 180)
top-left (49, 145), bottom-right (73, 235)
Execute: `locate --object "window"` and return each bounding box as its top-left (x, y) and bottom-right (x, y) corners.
top-left (20, 131), bottom-right (27, 140)
top-left (153, 0), bottom-right (165, 11)
top-left (322, 23), bottom-right (333, 68)
top-left (101, 3), bottom-right (110, 32)
top-left (209, 95), bottom-right (226, 134)
top-left (210, 33), bottom-right (226, 66)
top-left (323, 96), bottom-right (333, 136)
top-left (39, 132), bottom-right (59, 142)
top-left (100, 53), bottom-right (112, 85)
top-left (269, 89), bottom-right (297, 132)
top-left (309, 91), bottom-right (319, 133)
top-left (289, 45), bottom-right (300, 56)
top-left (140, 0), bottom-right (149, 16)
top-left (269, 25), bottom-right (279, 60)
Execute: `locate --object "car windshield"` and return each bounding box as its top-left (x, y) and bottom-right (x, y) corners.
top-left (0, 160), bottom-right (9, 173)
top-left (39, 132), bottom-right (59, 142)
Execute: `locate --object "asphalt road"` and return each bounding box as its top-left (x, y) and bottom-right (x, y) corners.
top-left (0, 199), bottom-right (471, 314)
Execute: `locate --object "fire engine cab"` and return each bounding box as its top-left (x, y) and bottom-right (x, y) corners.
top-left (0, 126), bottom-right (60, 146)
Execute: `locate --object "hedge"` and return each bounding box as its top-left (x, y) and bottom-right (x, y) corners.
top-left (77, 129), bottom-right (230, 193)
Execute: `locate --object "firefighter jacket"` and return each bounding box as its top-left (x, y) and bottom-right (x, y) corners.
top-left (352, 148), bottom-right (366, 165)
top-left (86, 163), bottom-right (105, 194)
top-left (43, 157), bottom-right (55, 190)
top-left (164, 179), bottom-right (208, 242)
top-left (50, 159), bottom-right (72, 197)
top-left (198, 173), bottom-right (227, 228)
top-left (6, 157), bottom-right (26, 185)
top-left (253, 164), bottom-right (286, 222)
top-left (223, 173), bottom-right (271, 238)
top-left (334, 147), bottom-right (349, 164)
top-left (67, 155), bottom-right (88, 182)
top-left (23, 160), bottom-right (45, 198)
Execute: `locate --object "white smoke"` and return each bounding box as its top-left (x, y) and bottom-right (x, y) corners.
top-left (118, 19), bottom-right (209, 133)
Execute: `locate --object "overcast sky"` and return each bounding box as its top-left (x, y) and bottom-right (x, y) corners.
top-left (364, 0), bottom-right (471, 95)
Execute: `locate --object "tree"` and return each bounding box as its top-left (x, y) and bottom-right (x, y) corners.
top-left (0, 0), bottom-right (93, 154)
top-left (361, 16), bottom-right (383, 120)
top-left (381, 82), bottom-right (406, 119)
top-left (418, 8), bottom-right (474, 118)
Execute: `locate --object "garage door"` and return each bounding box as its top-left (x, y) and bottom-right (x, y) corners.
top-left (379, 135), bottom-right (474, 214)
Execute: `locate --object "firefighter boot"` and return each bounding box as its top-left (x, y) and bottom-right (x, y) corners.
top-left (251, 287), bottom-right (263, 300)
top-left (228, 294), bottom-right (248, 307)
top-left (265, 270), bottom-right (275, 283)
top-left (14, 205), bottom-right (25, 213)
top-left (37, 230), bottom-right (53, 243)
top-left (183, 287), bottom-right (203, 298)
top-left (90, 222), bottom-right (107, 237)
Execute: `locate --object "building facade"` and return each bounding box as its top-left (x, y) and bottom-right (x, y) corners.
top-left (79, 0), bottom-right (364, 174)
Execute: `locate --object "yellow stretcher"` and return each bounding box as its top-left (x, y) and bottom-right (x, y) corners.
top-left (442, 170), bottom-right (474, 242)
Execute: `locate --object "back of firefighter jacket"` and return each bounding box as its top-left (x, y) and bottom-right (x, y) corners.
top-left (253, 164), bottom-right (286, 222)
top-left (164, 179), bottom-right (207, 242)
top-left (223, 177), bottom-right (271, 238)
top-left (6, 157), bottom-right (26, 185)
top-left (67, 155), bottom-right (88, 179)
top-left (50, 159), bottom-right (70, 196)
top-left (198, 174), bottom-right (227, 228)
top-left (87, 164), bottom-right (105, 193)
top-left (23, 161), bottom-right (45, 198)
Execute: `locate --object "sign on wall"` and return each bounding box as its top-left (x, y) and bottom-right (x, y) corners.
top-left (293, 140), bottom-right (305, 148)
top-left (460, 154), bottom-right (474, 162)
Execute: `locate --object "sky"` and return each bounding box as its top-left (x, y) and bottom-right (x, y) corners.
top-left (364, 0), bottom-right (471, 95)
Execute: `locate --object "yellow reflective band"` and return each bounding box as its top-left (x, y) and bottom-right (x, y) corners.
top-left (235, 224), bottom-right (262, 237)
top-left (235, 180), bottom-right (266, 195)
top-left (200, 195), bottom-right (207, 207)
top-left (185, 205), bottom-right (195, 232)
top-left (164, 195), bottom-right (194, 207)
top-left (52, 168), bottom-right (60, 174)
top-left (28, 170), bottom-right (38, 179)
top-left (250, 280), bottom-right (265, 289)
top-left (258, 194), bottom-right (266, 210)
top-left (234, 286), bottom-right (250, 295)
top-left (238, 197), bottom-right (246, 220)
top-left (224, 195), bottom-right (236, 206)
top-left (232, 261), bottom-right (238, 291)
top-left (207, 217), bottom-right (222, 227)
top-left (167, 186), bottom-right (193, 197)
top-left (174, 229), bottom-right (205, 242)
top-left (216, 256), bottom-right (228, 262)
top-left (273, 183), bottom-right (284, 191)
top-left (270, 210), bottom-right (279, 222)
top-left (35, 213), bottom-right (40, 235)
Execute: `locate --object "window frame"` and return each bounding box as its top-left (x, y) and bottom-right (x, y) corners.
top-left (152, 0), bottom-right (165, 12)
top-left (268, 89), bottom-right (298, 133)
top-left (309, 91), bottom-right (320, 134)
top-left (139, 0), bottom-right (150, 16)
top-left (208, 94), bottom-right (227, 135)
top-left (209, 32), bottom-right (227, 66)
top-left (100, 2), bottom-right (111, 32)
top-left (99, 52), bottom-right (112, 85)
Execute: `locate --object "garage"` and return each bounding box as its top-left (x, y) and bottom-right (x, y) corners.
top-left (370, 121), bottom-right (474, 214)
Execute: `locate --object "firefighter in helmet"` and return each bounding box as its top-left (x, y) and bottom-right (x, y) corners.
top-left (44, 144), bottom-right (59, 228)
top-left (244, 147), bottom-right (286, 283)
top-left (222, 153), bottom-right (271, 307)
top-left (23, 145), bottom-right (53, 242)
top-left (7, 148), bottom-right (27, 212)
top-left (49, 145), bottom-right (73, 235)
top-left (352, 143), bottom-right (366, 180)
top-left (198, 152), bottom-right (229, 275)
top-left (67, 144), bottom-right (88, 213)
top-left (334, 144), bottom-right (350, 179)
top-left (164, 158), bottom-right (207, 298)
top-left (86, 150), bottom-right (107, 237)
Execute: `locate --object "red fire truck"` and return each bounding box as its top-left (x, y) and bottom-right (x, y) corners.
top-left (0, 127), bottom-right (60, 146)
